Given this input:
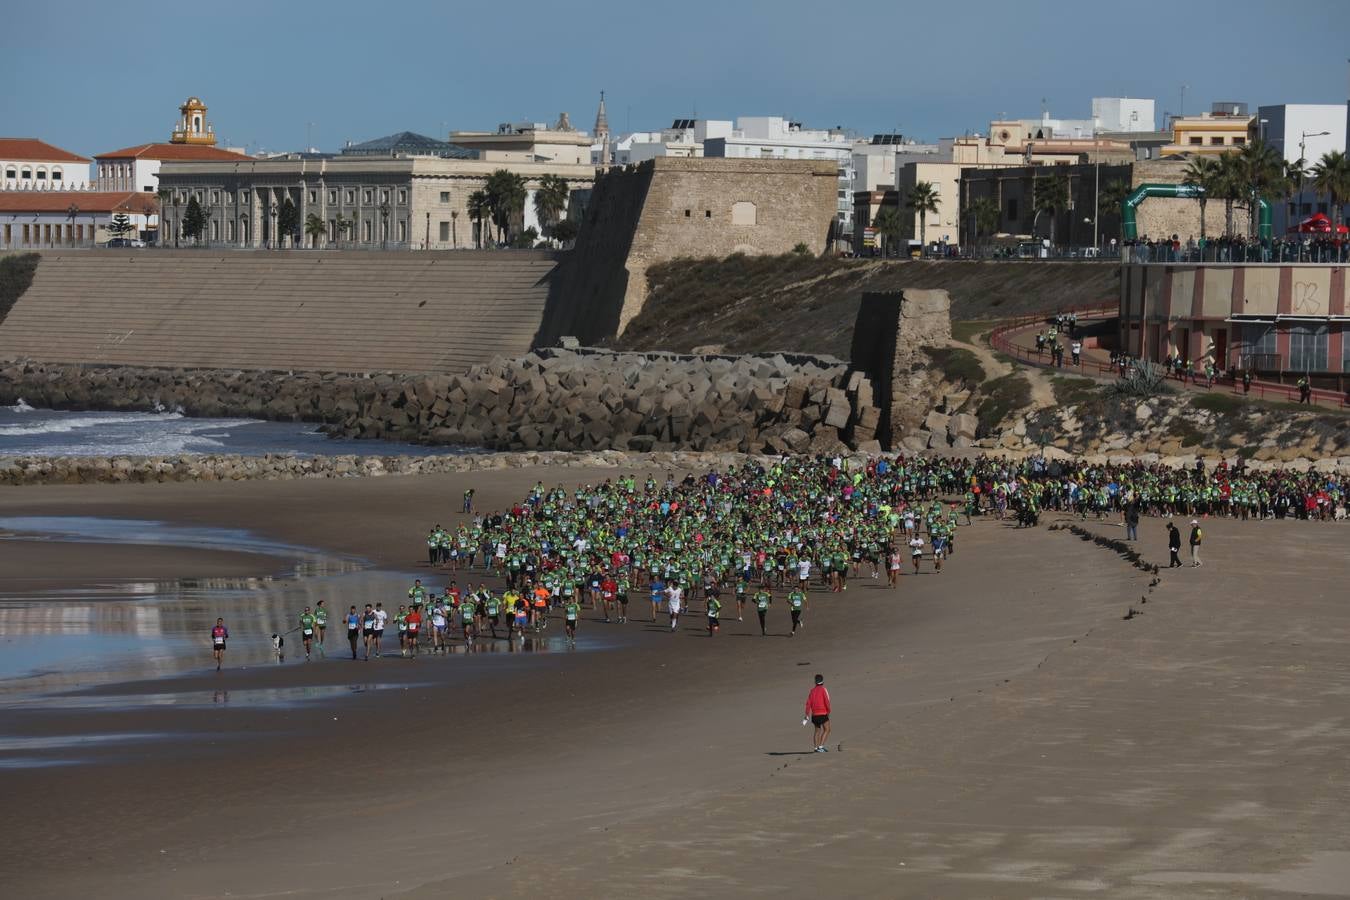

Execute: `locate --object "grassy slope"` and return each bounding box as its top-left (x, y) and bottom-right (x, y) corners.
top-left (613, 255), bottom-right (1120, 357)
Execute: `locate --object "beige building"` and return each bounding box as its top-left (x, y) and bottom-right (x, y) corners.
top-left (449, 122), bottom-right (592, 167)
top-left (1160, 111), bottom-right (1254, 158)
top-left (155, 152), bottom-right (594, 249)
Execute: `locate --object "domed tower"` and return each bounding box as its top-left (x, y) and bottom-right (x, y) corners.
top-left (171, 97), bottom-right (217, 145)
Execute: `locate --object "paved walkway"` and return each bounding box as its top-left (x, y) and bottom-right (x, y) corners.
top-left (993, 315), bottom-right (1348, 410)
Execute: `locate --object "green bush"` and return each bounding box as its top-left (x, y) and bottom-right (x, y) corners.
top-left (974, 373), bottom-right (1031, 436)
top-left (1190, 393), bottom-right (1244, 417)
top-left (792, 242), bottom-right (810, 255)
top-left (921, 346), bottom-right (986, 386)
top-left (1050, 376), bottom-right (1099, 407)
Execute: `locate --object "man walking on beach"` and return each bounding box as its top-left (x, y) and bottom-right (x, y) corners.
top-left (1167, 522), bottom-right (1182, 568)
top-left (211, 618), bottom-right (228, 671)
top-left (804, 674), bottom-right (832, 753)
top-left (1189, 519), bottom-right (1204, 567)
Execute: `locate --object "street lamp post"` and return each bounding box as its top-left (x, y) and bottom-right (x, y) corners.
top-left (1298, 130), bottom-right (1330, 221)
top-left (66, 204), bottom-right (79, 246)
top-left (451, 210), bottom-right (458, 249)
top-left (379, 201), bottom-right (390, 250)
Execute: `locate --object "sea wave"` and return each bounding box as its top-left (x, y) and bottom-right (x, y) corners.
top-left (8, 399), bottom-right (35, 413)
top-left (0, 412), bottom-right (186, 437)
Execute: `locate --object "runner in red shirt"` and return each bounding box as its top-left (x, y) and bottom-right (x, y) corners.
top-left (600, 576), bottom-right (618, 623)
top-left (804, 674), bottom-right (832, 753)
top-left (405, 606), bottom-right (423, 657)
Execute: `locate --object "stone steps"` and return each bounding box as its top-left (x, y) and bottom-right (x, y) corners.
top-left (0, 250), bottom-right (558, 374)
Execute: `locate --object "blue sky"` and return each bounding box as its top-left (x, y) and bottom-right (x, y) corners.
top-left (3, 0), bottom-right (1348, 157)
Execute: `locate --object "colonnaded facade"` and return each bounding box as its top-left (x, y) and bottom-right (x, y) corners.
top-left (154, 154), bottom-right (595, 250)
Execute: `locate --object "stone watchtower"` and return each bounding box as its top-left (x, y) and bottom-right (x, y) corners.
top-left (849, 290), bottom-right (953, 448)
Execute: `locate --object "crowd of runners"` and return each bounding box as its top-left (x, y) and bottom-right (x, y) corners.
top-left (210, 453), bottom-right (1344, 667)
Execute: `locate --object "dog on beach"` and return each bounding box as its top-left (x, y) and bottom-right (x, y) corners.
top-left (271, 633), bottom-right (285, 658)
top-left (1335, 505), bottom-right (1347, 521)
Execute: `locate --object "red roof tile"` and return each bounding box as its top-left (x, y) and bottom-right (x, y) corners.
top-left (94, 143), bottom-right (250, 161)
top-left (0, 191), bottom-right (157, 214)
top-left (0, 138), bottom-right (90, 163)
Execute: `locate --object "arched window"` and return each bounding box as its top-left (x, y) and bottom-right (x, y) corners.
top-left (20, 167), bottom-right (32, 179)
top-left (51, 167), bottom-right (62, 182)
top-left (4, 167), bottom-right (15, 180)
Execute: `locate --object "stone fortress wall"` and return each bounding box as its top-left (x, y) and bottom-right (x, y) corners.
top-left (538, 157), bottom-right (839, 346)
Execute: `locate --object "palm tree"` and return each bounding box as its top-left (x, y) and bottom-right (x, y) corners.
top-left (532, 174), bottom-right (570, 241)
top-left (1181, 156), bottom-right (1218, 240)
top-left (969, 197), bottom-right (999, 254)
top-left (1212, 151), bottom-right (1244, 239)
top-left (483, 170), bottom-right (527, 245)
top-left (1311, 150), bottom-right (1350, 243)
top-left (1235, 139), bottom-right (1287, 240)
top-left (334, 213), bottom-right (353, 245)
top-left (905, 181), bottom-right (940, 247)
top-left (1097, 179), bottom-right (1131, 249)
top-left (303, 213), bottom-right (327, 248)
top-left (871, 207), bottom-right (903, 257)
top-left (1032, 171), bottom-right (1069, 247)
top-left (467, 190), bottom-right (490, 249)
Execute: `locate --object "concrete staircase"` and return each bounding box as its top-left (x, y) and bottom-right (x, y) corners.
top-left (0, 250), bottom-right (558, 373)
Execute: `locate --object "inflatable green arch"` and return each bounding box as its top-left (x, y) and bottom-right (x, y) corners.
top-left (1122, 183), bottom-right (1271, 242)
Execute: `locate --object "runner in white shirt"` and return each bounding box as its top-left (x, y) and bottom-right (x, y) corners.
top-left (797, 558), bottom-right (811, 589)
top-left (430, 602), bottom-right (448, 653)
top-left (372, 604), bottom-right (389, 657)
top-left (909, 536), bottom-right (925, 575)
top-left (666, 583), bottom-right (683, 632)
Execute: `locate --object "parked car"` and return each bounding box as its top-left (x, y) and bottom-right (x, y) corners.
top-left (104, 238), bottom-right (146, 248)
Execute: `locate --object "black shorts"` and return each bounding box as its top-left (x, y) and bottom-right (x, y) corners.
top-left (708, 616), bottom-right (719, 625)
top-left (566, 618), bottom-right (578, 628)
top-left (347, 629), bottom-right (359, 640)
top-left (213, 642), bottom-right (226, 652)
top-left (811, 714), bottom-right (829, 727)
top-left (372, 629), bottom-right (384, 639)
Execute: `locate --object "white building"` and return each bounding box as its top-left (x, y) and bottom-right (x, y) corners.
top-left (0, 191), bottom-right (157, 248)
top-left (603, 120), bottom-right (704, 165)
top-left (1257, 103), bottom-right (1349, 234)
top-left (1091, 98), bottom-right (1157, 133)
top-left (0, 138), bottom-right (91, 191)
top-left (701, 117), bottom-right (858, 239)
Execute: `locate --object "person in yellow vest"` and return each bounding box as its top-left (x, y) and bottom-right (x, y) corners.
top-left (1189, 519), bottom-right (1204, 567)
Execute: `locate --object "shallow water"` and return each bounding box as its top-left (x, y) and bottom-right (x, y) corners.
top-left (0, 405), bottom-right (469, 457)
top-left (0, 517), bottom-right (610, 708)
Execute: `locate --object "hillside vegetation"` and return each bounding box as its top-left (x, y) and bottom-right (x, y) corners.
top-left (614, 255), bottom-right (1119, 357)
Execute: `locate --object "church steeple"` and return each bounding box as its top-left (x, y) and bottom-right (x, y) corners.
top-left (593, 91), bottom-right (611, 166)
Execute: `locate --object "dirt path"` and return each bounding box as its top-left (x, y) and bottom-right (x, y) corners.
top-left (958, 326), bottom-right (1058, 410)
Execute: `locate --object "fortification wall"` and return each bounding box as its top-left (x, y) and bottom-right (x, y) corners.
top-left (850, 289), bottom-right (954, 448)
top-left (0, 250), bottom-right (558, 374)
top-left (540, 157), bottom-right (838, 345)
top-left (1131, 159), bottom-right (1252, 241)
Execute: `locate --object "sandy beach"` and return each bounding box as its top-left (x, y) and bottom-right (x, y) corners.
top-left (1, 467), bottom-right (1348, 899)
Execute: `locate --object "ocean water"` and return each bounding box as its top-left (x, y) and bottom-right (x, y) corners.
top-left (0, 401), bottom-right (465, 457)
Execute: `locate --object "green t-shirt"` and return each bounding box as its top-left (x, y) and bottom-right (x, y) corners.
top-left (788, 591), bottom-right (805, 609)
top-left (707, 598), bottom-right (722, 616)
top-left (313, 607), bottom-right (327, 625)
top-left (565, 602), bottom-right (579, 621)
top-left (299, 613), bottom-right (316, 633)
top-left (754, 591), bottom-right (772, 610)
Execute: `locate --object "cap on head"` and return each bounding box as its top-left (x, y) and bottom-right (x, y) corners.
top-left (814, 674), bottom-right (824, 685)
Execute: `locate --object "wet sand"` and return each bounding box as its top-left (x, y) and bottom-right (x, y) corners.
top-left (1, 471), bottom-right (1348, 899)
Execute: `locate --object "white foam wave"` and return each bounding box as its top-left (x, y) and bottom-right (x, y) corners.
top-left (8, 399), bottom-right (35, 413)
top-left (0, 412), bottom-right (185, 437)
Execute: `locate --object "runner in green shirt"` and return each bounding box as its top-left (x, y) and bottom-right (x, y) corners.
top-left (564, 599), bottom-right (580, 643)
top-left (407, 580), bottom-right (427, 605)
top-left (298, 607), bottom-right (317, 660)
top-left (706, 594), bottom-right (722, 636)
top-left (313, 601), bottom-right (328, 655)
top-left (787, 589), bottom-right (806, 636)
top-left (754, 588), bottom-right (772, 636)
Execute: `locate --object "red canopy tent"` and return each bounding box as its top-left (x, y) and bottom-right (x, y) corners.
top-left (1287, 212), bottom-right (1349, 234)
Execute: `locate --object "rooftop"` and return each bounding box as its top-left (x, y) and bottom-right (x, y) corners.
top-left (0, 138), bottom-right (90, 163)
top-left (94, 143), bottom-right (250, 161)
top-left (341, 132), bottom-right (476, 159)
top-left (0, 191), bottom-right (157, 213)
